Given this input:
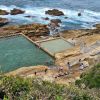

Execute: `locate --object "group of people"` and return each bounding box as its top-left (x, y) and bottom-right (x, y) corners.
top-left (67, 59), bottom-right (85, 71)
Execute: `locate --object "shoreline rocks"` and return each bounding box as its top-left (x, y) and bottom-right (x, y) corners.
top-left (50, 19), bottom-right (62, 27)
top-left (10, 8), bottom-right (25, 15)
top-left (0, 17), bottom-right (9, 26)
top-left (0, 9), bottom-right (9, 15)
top-left (0, 23), bottom-right (49, 40)
top-left (45, 9), bottom-right (64, 16)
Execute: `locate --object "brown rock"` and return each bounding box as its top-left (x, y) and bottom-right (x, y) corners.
top-left (0, 23), bottom-right (49, 37)
top-left (0, 17), bottom-right (9, 26)
top-left (50, 19), bottom-right (62, 27)
top-left (10, 8), bottom-right (25, 15)
top-left (51, 19), bottom-right (62, 24)
top-left (0, 9), bottom-right (9, 15)
top-left (45, 9), bottom-right (64, 16)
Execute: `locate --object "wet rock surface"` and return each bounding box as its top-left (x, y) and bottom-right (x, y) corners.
top-left (42, 17), bottom-right (49, 20)
top-left (10, 8), bottom-right (25, 15)
top-left (0, 23), bottom-right (49, 40)
top-left (0, 9), bottom-right (9, 15)
top-left (0, 17), bottom-right (9, 26)
top-left (50, 19), bottom-right (62, 27)
top-left (45, 9), bottom-right (64, 16)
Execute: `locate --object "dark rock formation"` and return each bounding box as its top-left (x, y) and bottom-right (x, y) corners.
top-left (50, 19), bottom-right (62, 27)
top-left (0, 17), bottom-right (9, 26)
top-left (78, 12), bottom-right (82, 16)
top-left (45, 9), bottom-right (64, 16)
top-left (65, 17), bottom-right (68, 19)
top-left (0, 9), bottom-right (9, 15)
top-left (42, 17), bottom-right (49, 20)
top-left (10, 8), bottom-right (25, 15)
top-left (51, 19), bottom-right (62, 24)
top-left (24, 15), bottom-right (36, 18)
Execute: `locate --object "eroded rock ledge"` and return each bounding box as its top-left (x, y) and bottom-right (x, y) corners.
top-left (0, 23), bottom-right (49, 40)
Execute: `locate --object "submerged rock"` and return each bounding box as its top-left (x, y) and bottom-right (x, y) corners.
top-left (0, 9), bottom-right (9, 15)
top-left (10, 8), bottom-right (25, 15)
top-left (24, 15), bottom-right (36, 18)
top-left (0, 17), bottom-right (9, 26)
top-left (45, 9), bottom-right (64, 16)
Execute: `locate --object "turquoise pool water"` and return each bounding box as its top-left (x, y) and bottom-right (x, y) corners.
top-left (40, 39), bottom-right (74, 55)
top-left (0, 35), bottom-right (54, 72)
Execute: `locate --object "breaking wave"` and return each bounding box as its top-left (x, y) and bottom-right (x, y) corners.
top-left (0, 5), bottom-right (100, 30)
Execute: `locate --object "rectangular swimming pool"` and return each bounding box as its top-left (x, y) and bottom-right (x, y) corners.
top-left (40, 38), bottom-right (74, 55)
top-left (0, 35), bottom-right (54, 72)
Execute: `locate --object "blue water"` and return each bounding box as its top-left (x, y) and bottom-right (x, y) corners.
top-left (0, 0), bottom-right (100, 30)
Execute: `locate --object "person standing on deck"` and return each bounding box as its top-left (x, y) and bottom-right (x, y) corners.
top-left (79, 59), bottom-right (84, 70)
top-left (67, 62), bottom-right (72, 73)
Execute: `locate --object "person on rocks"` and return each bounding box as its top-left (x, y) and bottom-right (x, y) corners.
top-left (34, 71), bottom-right (37, 75)
top-left (67, 62), bottom-right (71, 70)
top-left (79, 59), bottom-right (84, 70)
top-left (45, 68), bottom-right (48, 74)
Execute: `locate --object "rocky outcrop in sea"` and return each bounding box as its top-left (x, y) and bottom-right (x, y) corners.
top-left (0, 9), bottom-right (9, 15)
top-left (0, 17), bottom-right (9, 26)
top-left (10, 8), bottom-right (25, 15)
top-left (45, 9), bottom-right (64, 16)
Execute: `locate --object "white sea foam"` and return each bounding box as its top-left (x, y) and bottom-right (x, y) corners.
top-left (0, 5), bottom-right (100, 29)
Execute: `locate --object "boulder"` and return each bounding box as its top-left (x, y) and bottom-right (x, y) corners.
top-left (42, 17), bottom-right (49, 20)
top-left (10, 8), bottom-right (25, 15)
top-left (51, 19), bottom-right (62, 24)
top-left (78, 12), bottom-right (82, 16)
top-left (0, 17), bottom-right (9, 26)
top-left (0, 9), bottom-right (9, 15)
top-left (45, 9), bottom-right (64, 16)
top-left (50, 19), bottom-right (62, 27)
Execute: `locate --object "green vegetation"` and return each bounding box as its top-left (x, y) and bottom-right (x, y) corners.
top-left (75, 64), bottom-right (100, 88)
top-left (0, 76), bottom-right (94, 100)
top-left (0, 64), bottom-right (99, 100)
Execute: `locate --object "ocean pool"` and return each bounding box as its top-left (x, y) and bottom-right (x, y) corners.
top-left (0, 35), bottom-right (54, 72)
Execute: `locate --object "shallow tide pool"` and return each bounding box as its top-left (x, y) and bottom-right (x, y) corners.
top-left (40, 38), bottom-right (74, 55)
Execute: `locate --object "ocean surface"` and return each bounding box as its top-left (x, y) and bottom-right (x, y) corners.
top-left (0, 0), bottom-right (100, 30)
